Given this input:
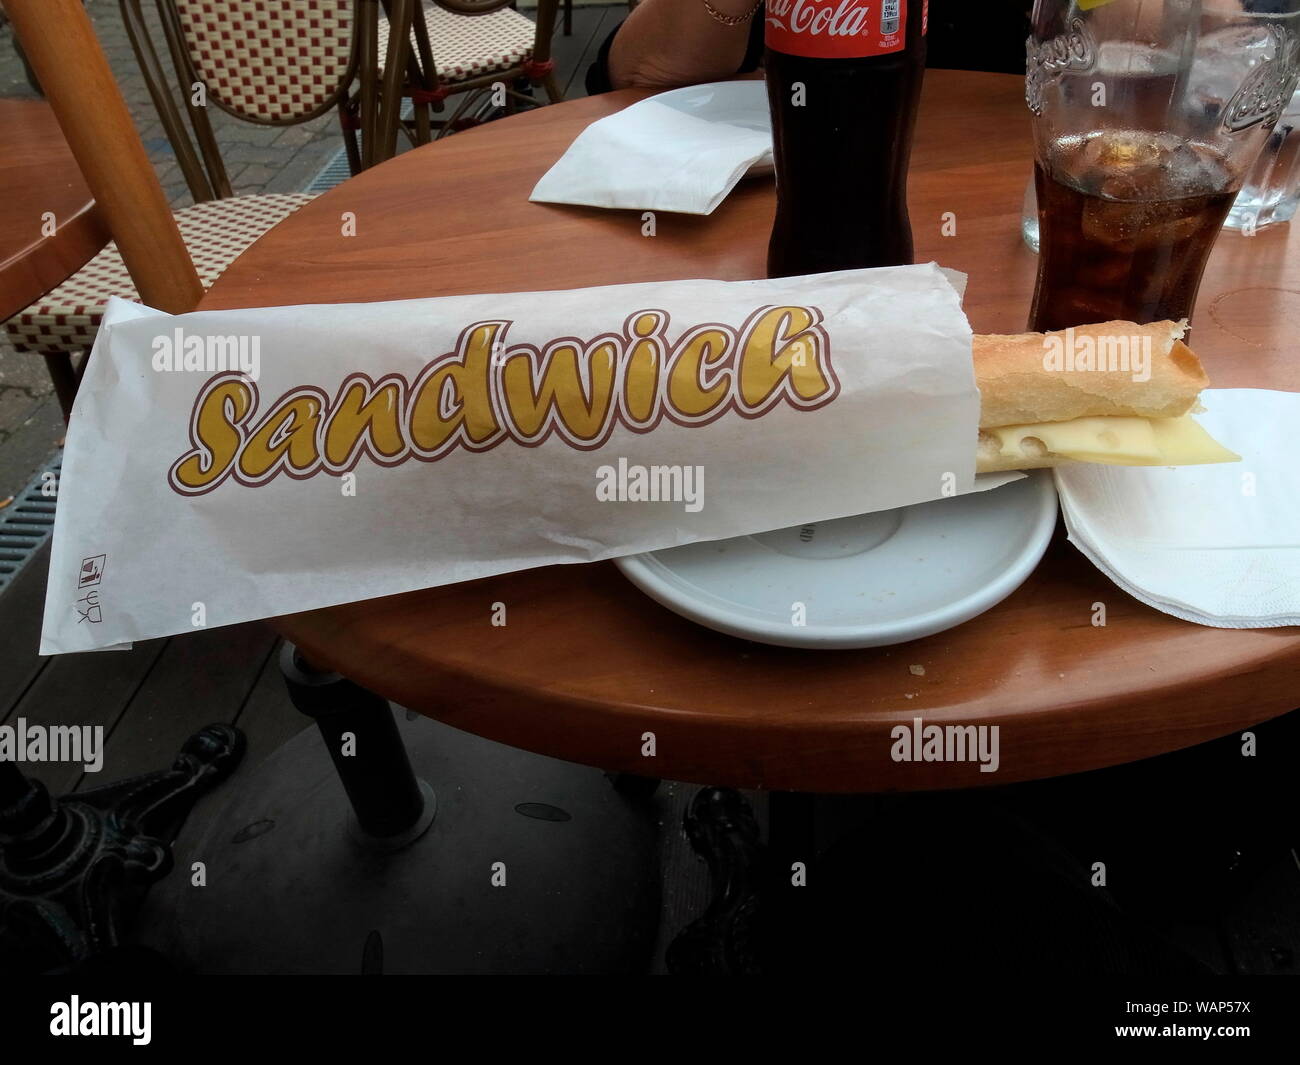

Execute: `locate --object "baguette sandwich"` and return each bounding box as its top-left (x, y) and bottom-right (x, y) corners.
top-left (972, 320), bottom-right (1239, 473)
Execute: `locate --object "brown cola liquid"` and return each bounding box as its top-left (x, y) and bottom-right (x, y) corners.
top-left (1029, 130), bottom-right (1238, 332)
top-left (764, 0), bottom-right (926, 278)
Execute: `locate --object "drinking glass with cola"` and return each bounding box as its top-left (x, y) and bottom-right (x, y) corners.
top-left (1027, 0), bottom-right (1300, 333)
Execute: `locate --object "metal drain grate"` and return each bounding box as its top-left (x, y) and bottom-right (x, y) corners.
top-left (0, 454), bottom-right (60, 594)
top-left (303, 146), bottom-right (353, 194)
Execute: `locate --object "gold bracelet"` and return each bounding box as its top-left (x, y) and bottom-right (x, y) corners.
top-left (701, 0), bottom-right (765, 27)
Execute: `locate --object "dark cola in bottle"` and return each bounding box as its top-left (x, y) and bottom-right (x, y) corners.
top-left (765, 0), bottom-right (928, 277)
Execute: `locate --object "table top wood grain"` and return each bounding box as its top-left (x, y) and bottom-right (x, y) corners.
top-left (0, 99), bottom-right (109, 322)
top-left (200, 71), bottom-right (1300, 792)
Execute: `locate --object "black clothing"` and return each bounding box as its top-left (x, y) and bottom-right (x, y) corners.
top-left (583, 1), bottom-right (1033, 96)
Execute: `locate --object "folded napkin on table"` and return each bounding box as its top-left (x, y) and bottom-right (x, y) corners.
top-left (529, 80), bottom-right (773, 216)
top-left (1055, 389), bottom-right (1300, 628)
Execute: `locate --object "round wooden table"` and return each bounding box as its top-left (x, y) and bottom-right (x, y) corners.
top-left (201, 71), bottom-right (1300, 793)
top-left (0, 99), bottom-right (108, 322)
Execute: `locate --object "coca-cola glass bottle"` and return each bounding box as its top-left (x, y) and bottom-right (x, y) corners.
top-left (764, 0), bottom-right (928, 278)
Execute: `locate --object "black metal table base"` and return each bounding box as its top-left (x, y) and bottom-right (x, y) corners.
top-left (664, 788), bottom-right (820, 975)
top-left (664, 788), bottom-right (764, 974)
top-left (0, 724), bottom-right (245, 973)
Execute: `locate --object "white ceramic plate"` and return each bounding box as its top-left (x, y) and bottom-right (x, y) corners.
top-left (614, 473), bottom-right (1060, 649)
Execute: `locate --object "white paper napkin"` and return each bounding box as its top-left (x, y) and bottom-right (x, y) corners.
top-left (1055, 389), bottom-right (1300, 628)
top-left (530, 81), bottom-right (773, 216)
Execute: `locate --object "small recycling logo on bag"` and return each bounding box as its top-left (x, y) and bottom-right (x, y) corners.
top-left (79, 554), bottom-right (106, 588)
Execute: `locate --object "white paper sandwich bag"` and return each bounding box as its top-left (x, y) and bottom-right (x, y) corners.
top-left (41, 264), bottom-right (979, 654)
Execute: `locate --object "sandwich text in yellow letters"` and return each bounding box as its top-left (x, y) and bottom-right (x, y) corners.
top-left (168, 306), bottom-right (836, 495)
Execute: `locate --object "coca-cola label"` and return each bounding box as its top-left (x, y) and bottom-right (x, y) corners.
top-left (766, 0), bottom-right (911, 59)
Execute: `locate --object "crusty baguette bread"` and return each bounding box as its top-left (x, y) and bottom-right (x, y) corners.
top-left (974, 320), bottom-right (1209, 429)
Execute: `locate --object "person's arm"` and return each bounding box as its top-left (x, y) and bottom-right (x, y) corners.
top-left (607, 0), bottom-right (764, 91)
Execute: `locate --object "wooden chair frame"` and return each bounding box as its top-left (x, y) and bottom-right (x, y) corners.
top-left (380, 0), bottom-right (563, 157)
top-left (118, 0), bottom-right (399, 197)
top-left (6, 0), bottom-right (202, 420)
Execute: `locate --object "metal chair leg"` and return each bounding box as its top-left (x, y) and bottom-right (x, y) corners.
top-left (42, 352), bottom-right (79, 420)
top-left (339, 103), bottom-right (363, 176)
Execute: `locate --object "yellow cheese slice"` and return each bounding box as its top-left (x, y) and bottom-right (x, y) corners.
top-left (986, 414), bottom-right (1239, 468)
top-left (1148, 415), bottom-right (1241, 465)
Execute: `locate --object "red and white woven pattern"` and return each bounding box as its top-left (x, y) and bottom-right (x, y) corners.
top-left (173, 0), bottom-right (355, 122)
top-left (378, 2), bottom-right (536, 83)
top-left (4, 194), bottom-right (314, 357)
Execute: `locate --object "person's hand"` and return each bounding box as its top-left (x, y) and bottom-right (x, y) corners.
top-left (608, 0), bottom-right (762, 91)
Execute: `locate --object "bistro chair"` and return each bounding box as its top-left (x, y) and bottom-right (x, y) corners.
top-left (1, 0), bottom-right (382, 416)
top-left (375, 0), bottom-right (563, 150)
